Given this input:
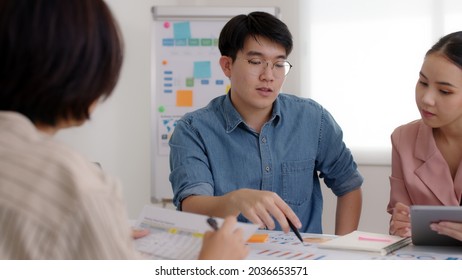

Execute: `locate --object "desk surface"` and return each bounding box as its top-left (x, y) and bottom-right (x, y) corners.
top-left (246, 230), bottom-right (462, 260)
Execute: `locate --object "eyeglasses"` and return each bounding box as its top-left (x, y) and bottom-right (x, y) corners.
top-left (241, 58), bottom-right (293, 78)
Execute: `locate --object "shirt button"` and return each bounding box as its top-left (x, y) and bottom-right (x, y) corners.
top-left (265, 166), bottom-right (270, 172)
top-left (261, 137), bottom-right (267, 143)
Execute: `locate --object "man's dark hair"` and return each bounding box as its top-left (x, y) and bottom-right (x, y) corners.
top-left (219, 11), bottom-right (293, 61)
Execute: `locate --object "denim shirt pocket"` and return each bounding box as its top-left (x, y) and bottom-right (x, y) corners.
top-left (281, 160), bottom-right (314, 206)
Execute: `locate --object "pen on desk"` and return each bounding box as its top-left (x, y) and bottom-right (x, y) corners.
top-left (287, 217), bottom-right (303, 244)
top-left (207, 217), bottom-right (219, 231)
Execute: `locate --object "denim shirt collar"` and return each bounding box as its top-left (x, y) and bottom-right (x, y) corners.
top-left (223, 92), bottom-right (281, 133)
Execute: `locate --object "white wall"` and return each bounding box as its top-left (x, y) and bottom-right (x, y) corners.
top-left (56, 0), bottom-right (392, 234)
top-left (321, 165), bottom-right (391, 235)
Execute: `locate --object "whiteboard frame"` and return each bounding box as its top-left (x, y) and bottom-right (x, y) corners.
top-left (152, 6), bottom-right (280, 20)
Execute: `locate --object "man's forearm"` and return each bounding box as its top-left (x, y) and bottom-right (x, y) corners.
top-left (181, 194), bottom-right (240, 218)
top-left (335, 188), bottom-right (362, 235)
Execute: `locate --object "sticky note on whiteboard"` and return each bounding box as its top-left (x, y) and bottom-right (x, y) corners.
top-left (193, 61), bottom-right (211, 78)
top-left (173, 21), bottom-right (191, 39)
top-left (176, 90), bottom-right (193, 107)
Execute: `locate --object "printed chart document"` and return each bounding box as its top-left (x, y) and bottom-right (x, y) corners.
top-left (317, 230), bottom-right (411, 256)
top-left (134, 205), bottom-right (258, 259)
top-left (246, 230), bottom-right (462, 260)
top-left (246, 230), bottom-right (337, 260)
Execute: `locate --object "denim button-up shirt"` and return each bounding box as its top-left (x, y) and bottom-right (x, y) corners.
top-left (169, 93), bottom-right (363, 233)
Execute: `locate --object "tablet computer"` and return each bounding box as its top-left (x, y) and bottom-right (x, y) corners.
top-left (410, 205), bottom-right (462, 246)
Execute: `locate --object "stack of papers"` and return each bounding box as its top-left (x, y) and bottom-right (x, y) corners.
top-left (133, 204), bottom-right (258, 259)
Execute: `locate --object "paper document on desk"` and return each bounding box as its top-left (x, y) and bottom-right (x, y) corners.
top-left (318, 230), bottom-right (411, 256)
top-left (133, 204), bottom-right (258, 259)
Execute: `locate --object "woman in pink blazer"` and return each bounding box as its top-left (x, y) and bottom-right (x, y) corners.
top-left (388, 31), bottom-right (462, 242)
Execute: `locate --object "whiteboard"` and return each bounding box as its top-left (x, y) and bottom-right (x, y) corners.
top-left (150, 6), bottom-right (279, 202)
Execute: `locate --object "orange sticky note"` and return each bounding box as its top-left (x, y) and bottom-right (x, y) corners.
top-left (247, 233), bottom-right (269, 243)
top-left (176, 90), bottom-right (193, 107)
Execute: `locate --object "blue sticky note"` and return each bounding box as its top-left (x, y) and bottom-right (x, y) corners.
top-left (173, 22), bottom-right (191, 40)
top-left (193, 61), bottom-right (211, 79)
top-left (162, 38), bottom-right (174, 46)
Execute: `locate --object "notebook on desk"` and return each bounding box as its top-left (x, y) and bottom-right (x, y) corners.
top-left (317, 230), bottom-right (411, 256)
top-left (410, 205), bottom-right (462, 246)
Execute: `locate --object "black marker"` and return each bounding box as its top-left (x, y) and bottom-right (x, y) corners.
top-left (207, 217), bottom-right (219, 231)
top-left (287, 217), bottom-right (303, 243)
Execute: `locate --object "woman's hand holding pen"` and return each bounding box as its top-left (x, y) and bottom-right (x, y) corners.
top-left (390, 202), bottom-right (411, 237)
top-left (226, 189), bottom-right (302, 234)
top-left (198, 216), bottom-right (249, 260)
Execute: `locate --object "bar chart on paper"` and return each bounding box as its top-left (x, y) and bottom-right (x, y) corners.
top-left (246, 231), bottom-right (335, 260)
top-left (245, 231), bottom-right (462, 260)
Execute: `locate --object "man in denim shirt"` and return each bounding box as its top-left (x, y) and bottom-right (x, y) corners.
top-left (169, 11), bottom-right (363, 234)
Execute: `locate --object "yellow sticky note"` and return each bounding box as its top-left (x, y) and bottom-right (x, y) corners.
top-left (247, 233), bottom-right (269, 243)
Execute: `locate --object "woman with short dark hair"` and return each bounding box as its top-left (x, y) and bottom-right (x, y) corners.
top-left (0, 0), bottom-right (248, 260)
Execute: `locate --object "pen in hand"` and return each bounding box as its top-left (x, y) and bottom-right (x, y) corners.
top-left (207, 217), bottom-right (219, 231)
top-left (287, 217), bottom-right (303, 244)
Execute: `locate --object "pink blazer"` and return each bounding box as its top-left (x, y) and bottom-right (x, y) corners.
top-left (387, 120), bottom-right (462, 214)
